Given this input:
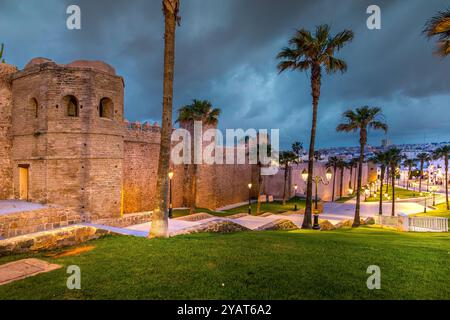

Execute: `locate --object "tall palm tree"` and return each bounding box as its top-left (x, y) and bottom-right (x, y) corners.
top-left (416, 153), bottom-right (431, 193)
top-left (150, 0), bottom-right (181, 238)
top-left (314, 151), bottom-right (323, 162)
top-left (423, 8), bottom-right (450, 56)
top-left (347, 158), bottom-right (358, 190)
top-left (280, 150), bottom-right (300, 205)
top-left (277, 25), bottom-right (354, 229)
top-left (326, 156), bottom-right (340, 202)
top-left (337, 106), bottom-right (388, 227)
top-left (371, 151), bottom-right (389, 215)
top-left (403, 158), bottom-right (415, 190)
top-left (433, 145), bottom-right (450, 210)
top-left (337, 158), bottom-right (346, 199)
top-left (177, 99), bottom-right (221, 214)
top-left (386, 148), bottom-right (404, 216)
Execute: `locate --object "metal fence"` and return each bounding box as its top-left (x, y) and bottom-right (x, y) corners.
top-left (374, 214), bottom-right (449, 232)
top-left (408, 217), bottom-right (449, 232)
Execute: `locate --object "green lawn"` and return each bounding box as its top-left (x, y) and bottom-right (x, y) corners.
top-left (173, 198), bottom-right (306, 218)
top-left (172, 208), bottom-right (233, 218)
top-left (366, 187), bottom-right (419, 202)
top-left (412, 202), bottom-right (450, 227)
top-left (0, 227), bottom-right (449, 300)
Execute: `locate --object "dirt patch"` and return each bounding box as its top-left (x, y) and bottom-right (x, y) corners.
top-left (45, 245), bottom-right (96, 259)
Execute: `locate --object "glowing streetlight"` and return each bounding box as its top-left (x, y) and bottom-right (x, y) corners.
top-left (248, 183), bottom-right (252, 215)
top-left (294, 184), bottom-right (298, 211)
top-left (301, 168), bottom-right (332, 230)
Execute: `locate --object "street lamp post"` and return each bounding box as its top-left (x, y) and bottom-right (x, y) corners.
top-left (248, 183), bottom-right (252, 215)
top-left (294, 184), bottom-right (298, 211)
top-left (168, 171), bottom-right (174, 219)
top-left (302, 168), bottom-right (332, 230)
top-left (430, 185), bottom-right (439, 207)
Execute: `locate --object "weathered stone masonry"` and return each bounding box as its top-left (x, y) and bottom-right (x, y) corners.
top-left (0, 58), bottom-right (258, 224)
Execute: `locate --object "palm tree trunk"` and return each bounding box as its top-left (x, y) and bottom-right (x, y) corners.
top-left (354, 129), bottom-right (366, 227)
top-left (302, 64), bottom-right (321, 229)
top-left (353, 165), bottom-right (357, 193)
top-left (189, 164), bottom-right (197, 214)
top-left (282, 164), bottom-right (289, 205)
top-left (349, 167), bottom-right (353, 189)
top-left (446, 154), bottom-right (449, 210)
top-left (385, 166), bottom-right (389, 194)
top-left (391, 165), bottom-right (396, 217)
top-left (150, 1), bottom-right (178, 238)
top-left (331, 168), bottom-right (336, 202)
top-left (419, 163), bottom-right (423, 193)
top-left (379, 167), bottom-right (385, 215)
top-left (339, 167), bottom-right (344, 199)
top-left (256, 163), bottom-right (263, 214)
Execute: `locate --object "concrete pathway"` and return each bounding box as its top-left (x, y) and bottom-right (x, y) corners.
top-left (123, 214), bottom-right (305, 237)
top-left (0, 200), bottom-right (48, 216)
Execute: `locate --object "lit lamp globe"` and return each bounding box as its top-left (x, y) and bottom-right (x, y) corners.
top-left (301, 169), bottom-right (308, 182)
top-left (248, 183), bottom-right (252, 190)
top-left (348, 188), bottom-right (354, 195)
top-left (168, 171), bottom-right (174, 180)
top-left (325, 168), bottom-right (333, 182)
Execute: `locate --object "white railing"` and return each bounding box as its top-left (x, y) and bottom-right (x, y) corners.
top-left (408, 217), bottom-right (448, 232)
top-left (374, 214), bottom-right (449, 232)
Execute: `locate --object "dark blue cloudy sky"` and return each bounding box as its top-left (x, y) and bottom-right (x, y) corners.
top-left (1, 0), bottom-right (449, 149)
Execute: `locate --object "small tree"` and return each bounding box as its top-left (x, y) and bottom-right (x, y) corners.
top-left (326, 156), bottom-right (339, 202)
top-left (386, 148), bottom-right (404, 216)
top-left (280, 142), bottom-right (302, 205)
top-left (433, 146), bottom-right (450, 210)
top-left (336, 106), bottom-right (388, 227)
top-left (416, 153), bottom-right (431, 193)
top-left (371, 151), bottom-right (389, 215)
top-left (403, 158), bottom-right (415, 190)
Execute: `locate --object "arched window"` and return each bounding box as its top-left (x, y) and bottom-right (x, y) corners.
top-left (63, 95), bottom-right (79, 117)
top-left (30, 98), bottom-right (38, 118)
top-left (99, 98), bottom-right (114, 120)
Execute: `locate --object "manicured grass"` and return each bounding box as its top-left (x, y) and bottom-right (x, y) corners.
top-left (223, 197), bottom-right (306, 215)
top-left (0, 228), bottom-right (449, 300)
top-left (172, 208), bottom-right (234, 218)
top-left (366, 187), bottom-right (419, 202)
top-left (412, 202), bottom-right (450, 227)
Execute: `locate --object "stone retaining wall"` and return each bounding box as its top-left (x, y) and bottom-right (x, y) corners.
top-left (0, 225), bottom-right (113, 256)
top-left (93, 211), bottom-right (152, 228)
top-left (0, 207), bottom-right (82, 238)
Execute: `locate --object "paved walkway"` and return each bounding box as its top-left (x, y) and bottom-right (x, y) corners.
top-left (85, 197), bottom-right (441, 237)
top-left (0, 200), bottom-right (48, 216)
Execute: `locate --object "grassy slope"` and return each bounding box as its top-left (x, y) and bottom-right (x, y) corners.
top-left (173, 198), bottom-right (306, 217)
top-left (223, 198), bottom-right (306, 215)
top-left (412, 203), bottom-right (450, 227)
top-left (366, 187), bottom-right (419, 202)
top-left (0, 228), bottom-right (449, 300)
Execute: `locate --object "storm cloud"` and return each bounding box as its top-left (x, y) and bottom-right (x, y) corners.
top-left (1, 0), bottom-right (449, 148)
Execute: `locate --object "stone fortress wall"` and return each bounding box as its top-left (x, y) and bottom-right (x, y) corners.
top-left (0, 58), bottom-right (258, 220)
top-left (0, 58), bottom-right (372, 224)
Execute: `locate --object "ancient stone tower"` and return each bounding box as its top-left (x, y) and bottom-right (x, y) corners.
top-left (9, 58), bottom-right (125, 218)
top-left (0, 63), bottom-right (17, 199)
